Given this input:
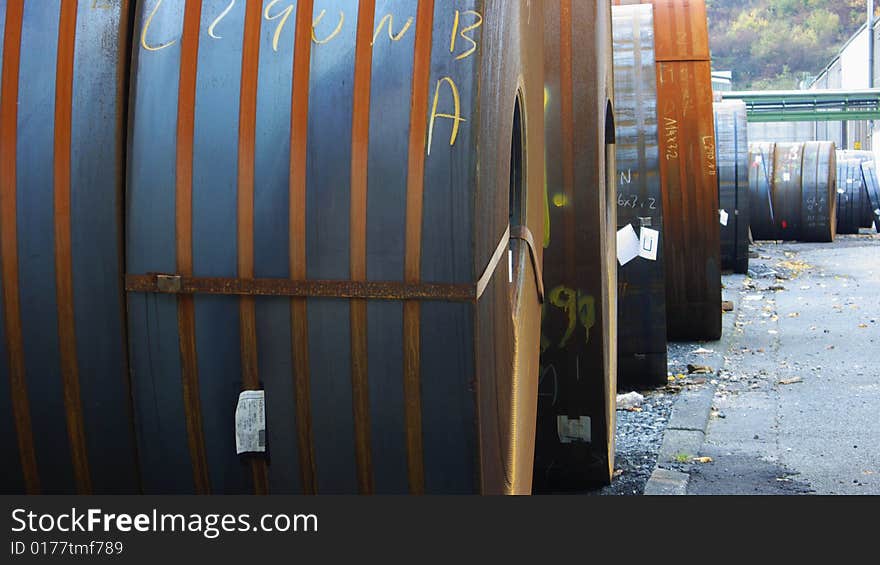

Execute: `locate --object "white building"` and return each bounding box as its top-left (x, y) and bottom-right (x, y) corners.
top-left (746, 20), bottom-right (878, 157)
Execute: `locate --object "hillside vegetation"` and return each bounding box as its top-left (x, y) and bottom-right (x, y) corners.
top-left (707, 0), bottom-right (876, 89)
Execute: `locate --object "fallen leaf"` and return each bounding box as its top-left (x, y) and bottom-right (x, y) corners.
top-left (778, 377), bottom-right (803, 385)
top-left (693, 457), bottom-right (713, 464)
top-left (859, 324), bottom-right (868, 329)
top-left (693, 347), bottom-right (714, 354)
top-left (687, 364), bottom-right (713, 374)
top-left (722, 301), bottom-right (734, 312)
top-left (788, 312), bottom-right (800, 318)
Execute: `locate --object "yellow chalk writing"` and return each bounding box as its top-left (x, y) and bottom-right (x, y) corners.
top-left (208, 0), bottom-right (236, 40)
top-left (264, 0), bottom-right (294, 52)
top-left (548, 286), bottom-right (596, 348)
top-left (312, 10), bottom-right (345, 44)
top-left (140, 0), bottom-right (177, 52)
top-left (449, 10), bottom-right (482, 60)
top-left (372, 14), bottom-right (413, 45)
top-left (427, 77), bottom-right (466, 156)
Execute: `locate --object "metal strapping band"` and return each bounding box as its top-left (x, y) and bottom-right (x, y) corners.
top-left (126, 227), bottom-right (518, 303)
top-left (510, 225), bottom-right (545, 303)
top-left (655, 56), bottom-right (710, 63)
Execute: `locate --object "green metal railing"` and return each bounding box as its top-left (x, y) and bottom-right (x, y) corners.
top-left (721, 89), bottom-right (880, 122)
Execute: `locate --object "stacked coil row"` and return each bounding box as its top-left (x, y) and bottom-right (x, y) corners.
top-left (749, 142), bottom-right (837, 243)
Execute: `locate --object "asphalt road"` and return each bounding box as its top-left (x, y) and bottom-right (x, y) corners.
top-left (686, 233), bottom-right (880, 495)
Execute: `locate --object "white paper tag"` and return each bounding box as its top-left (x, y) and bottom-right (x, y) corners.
top-left (617, 224), bottom-right (640, 266)
top-left (235, 390), bottom-right (266, 454)
top-left (783, 172), bottom-right (791, 182)
top-left (719, 209), bottom-right (729, 226)
top-left (557, 416), bottom-right (591, 444)
top-left (638, 227), bottom-right (659, 261)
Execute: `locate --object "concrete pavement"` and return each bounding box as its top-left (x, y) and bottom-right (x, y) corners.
top-left (680, 234), bottom-right (880, 495)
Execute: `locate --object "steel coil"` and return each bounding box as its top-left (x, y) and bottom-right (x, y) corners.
top-left (749, 142), bottom-right (776, 240)
top-left (122, 0), bottom-right (544, 495)
top-left (0, 0), bottom-right (137, 494)
top-left (533, 0), bottom-right (617, 490)
top-left (835, 155), bottom-right (868, 234)
top-left (611, 3), bottom-right (667, 387)
top-left (861, 159), bottom-right (880, 229)
top-left (748, 141), bottom-right (837, 242)
top-left (615, 0), bottom-right (721, 341)
top-left (836, 150), bottom-right (876, 230)
top-left (714, 100), bottom-right (750, 274)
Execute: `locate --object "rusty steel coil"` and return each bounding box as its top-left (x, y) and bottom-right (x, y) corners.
top-left (0, 1), bottom-right (137, 494)
top-left (124, 0), bottom-right (544, 495)
top-left (615, 0), bottom-right (721, 341)
top-left (533, 0), bottom-right (617, 490)
top-left (748, 141), bottom-right (837, 242)
top-left (714, 100), bottom-right (750, 274)
top-left (835, 155), bottom-right (869, 235)
top-left (611, 3), bottom-right (667, 387)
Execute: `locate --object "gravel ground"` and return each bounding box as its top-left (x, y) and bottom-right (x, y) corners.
top-left (588, 387), bottom-right (675, 495)
top-left (590, 348), bottom-right (719, 495)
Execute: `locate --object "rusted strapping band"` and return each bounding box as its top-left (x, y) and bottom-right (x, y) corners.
top-left (126, 274), bottom-right (475, 301)
top-left (126, 228), bottom-right (518, 303)
top-left (510, 225), bottom-right (545, 303)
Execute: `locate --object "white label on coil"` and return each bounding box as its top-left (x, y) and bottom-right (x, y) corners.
top-left (235, 390), bottom-right (266, 454)
top-left (638, 227), bottom-right (660, 261)
top-left (783, 172), bottom-right (791, 182)
top-left (838, 188), bottom-right (846, 194)
top-left (557, 416), bottom-right (591, 444)
top-left (617, 224), bottom-right (640, 266)
top-left (719, 209), bottom-right (729, 226)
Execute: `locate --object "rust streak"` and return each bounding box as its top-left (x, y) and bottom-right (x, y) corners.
top-left (238, 0), bottom-right (269, 495)
top-left (175, 0), bottom-right (210, 495)
top-left (54, 0), bottom-right (91, 495)
top-left (402, 0), bottom-right (435, 495)
top-left (350, 0), bottom-right (377, 495)
top-left (290, 0), bottom-right (317, 495)
top-left (0, 0), bottom-right (39, 495)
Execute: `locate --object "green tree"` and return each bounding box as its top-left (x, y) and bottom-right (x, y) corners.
top-left (707, 0), bottom-right (875, 89)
